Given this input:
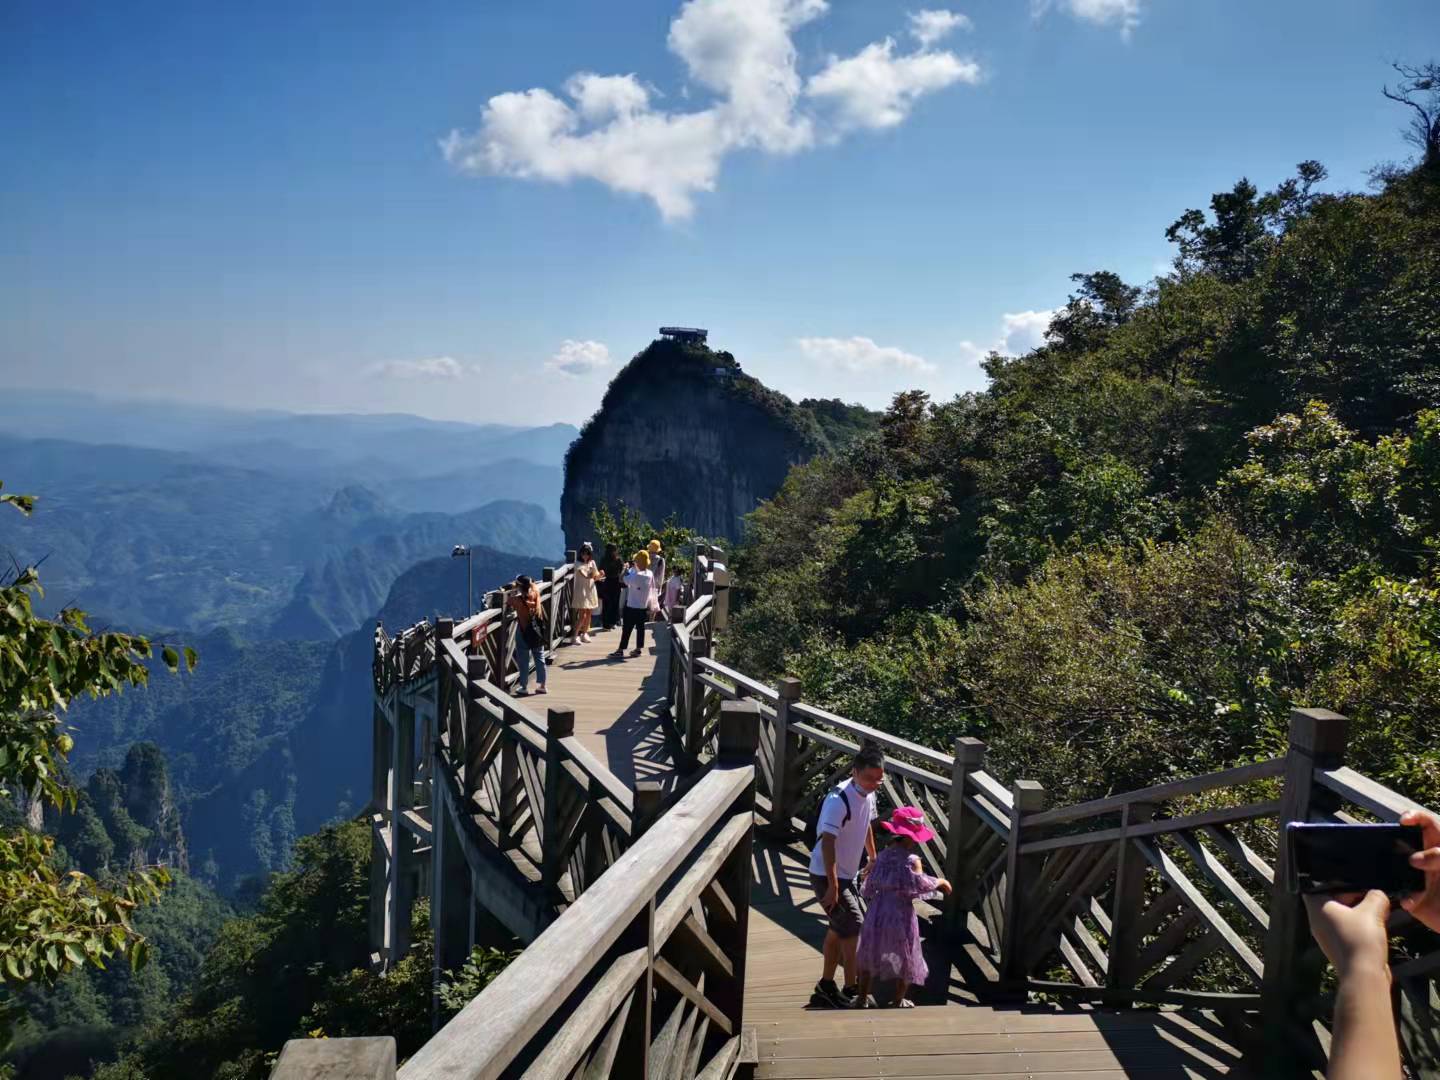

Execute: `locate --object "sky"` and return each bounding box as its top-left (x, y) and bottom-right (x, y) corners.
top-left (3, 0), bottom-right (1437, 426)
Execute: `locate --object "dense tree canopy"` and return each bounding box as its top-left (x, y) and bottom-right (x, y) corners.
top-left (726, 152), bottom-right (1440, 809)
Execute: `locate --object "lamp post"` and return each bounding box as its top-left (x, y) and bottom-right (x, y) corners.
top-left (451, 545), bottom-right (472, 616)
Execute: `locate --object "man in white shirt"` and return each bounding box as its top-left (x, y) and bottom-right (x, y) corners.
top-left (808, 743), bottom-right (884, 1007)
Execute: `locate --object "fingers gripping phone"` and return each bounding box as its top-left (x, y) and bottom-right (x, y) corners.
top-left (1285, 822), bottom-right (1425, 896)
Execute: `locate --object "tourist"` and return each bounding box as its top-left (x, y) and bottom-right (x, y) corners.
top-left (663, 566), bottom-right (684, 615)
top-left (570, 545), bottom-right (602, 645)
top-left (507, 575), bottom-right (547, 696)
top-left (612, 550), bottom-right (653, 659)
top-left (808, 743), bottom-right (882, 1008)
top-left (1302, 806), bottom-right (1438, 1079)
top-left (599, 543), bottom-right (624, 631)
top-left (853, 807), bottom-right (951, 1009)
top-left (647, 540), bottom-right (666, 612)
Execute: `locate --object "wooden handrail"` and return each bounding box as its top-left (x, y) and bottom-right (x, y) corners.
top-left (398, 763), bottom-right (755, 1080)
top-left (1021, 758), bottom-right (1286, 829)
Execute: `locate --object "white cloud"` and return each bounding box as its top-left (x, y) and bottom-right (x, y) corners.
top-left (797, 335), bottom-right (936, 373)
top-left (1033, 0), bottom-right (1141, 37)
top-left (546, 339), bottom-right (613, 376)
top-left (565, 73), bottom-right (652, 122)
top-left (807, 38), bottom-right (980, 133)
top-left (371, 356), bottom-right (466, 380)
top-left (957, 309), bottom-right (1056, 365)
top-left (441, 0), bottom-right (981, 220)
top-left (908, 9), bottom-right (972, 48)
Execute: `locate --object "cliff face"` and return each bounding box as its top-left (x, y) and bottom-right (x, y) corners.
top-left (562, 339), bottom-right (836, 545)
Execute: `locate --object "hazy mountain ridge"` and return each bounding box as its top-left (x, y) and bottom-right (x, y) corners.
top-left (0, 431), bottom-right (564, 638)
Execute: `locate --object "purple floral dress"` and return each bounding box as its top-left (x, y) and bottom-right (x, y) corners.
top-left (856, 844), bottom-right (938, 984)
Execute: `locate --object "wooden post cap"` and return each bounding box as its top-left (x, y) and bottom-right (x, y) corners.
top-left (542, 566), bottom-right (556, 581)
top-left (1011, 779), bottom-right (1047, 814)
top-left (565, 549), bottom-right (577, 564)
top-left (269, 1036), bottom-right (396, 1080)
top-left (467, 654), bottom-right (487, 681)
top-left (436, 617), bottom-right (455, 637)
top-left (547, 706), bottom-right (576, 739)
top-left (711, 567), bottom-right (730, 587)
top-left (777, 677), bottom-right (802, 702)
top-left (486, 590), bottom-right (503, 609)
top-left (954, 736), bottom-right (986, 764)
top-left (1287, 708), bottom-right (1348, 756)
top-left (718, 699), bottom-right (762, 762)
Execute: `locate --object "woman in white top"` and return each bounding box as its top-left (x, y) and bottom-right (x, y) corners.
top-left (612, 549), bottom-right (654, 659)
top-left (570, 545), bottom-right (603, 645)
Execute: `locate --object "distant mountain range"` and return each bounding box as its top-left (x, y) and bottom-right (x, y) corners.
top-left (0, 394), bottom-right (575, 639)
top-left (66, 546), bottom-right (545, 887)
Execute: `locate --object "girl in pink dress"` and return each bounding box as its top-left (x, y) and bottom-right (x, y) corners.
top-left (854, 806), bottom-right (951, 1008)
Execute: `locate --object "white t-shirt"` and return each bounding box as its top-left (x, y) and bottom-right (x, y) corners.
top-left (623, 567), bottom-right (654, 609)
top-left (807, 780), bottom-right (877, 880)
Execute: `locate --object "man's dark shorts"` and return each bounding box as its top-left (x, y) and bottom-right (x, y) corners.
top-left (810, 874), bottom-right (862, 938)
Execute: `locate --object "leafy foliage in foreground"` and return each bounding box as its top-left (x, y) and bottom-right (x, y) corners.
top-left (727, 155), bottom-right (1440, 809)
top-left (0, 484), bottom-right (188, 1008)
top-left (92, 822), bottom-right (514, 1080)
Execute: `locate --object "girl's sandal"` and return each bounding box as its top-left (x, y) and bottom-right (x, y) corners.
top-left (895, 999), bottom-right (915, 1009)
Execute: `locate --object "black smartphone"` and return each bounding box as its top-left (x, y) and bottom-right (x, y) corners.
top-left (1285, 822), bottom-right (1424, 896)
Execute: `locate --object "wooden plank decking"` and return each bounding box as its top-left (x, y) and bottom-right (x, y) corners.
top-left (528, 620), bottom-right (679, 789)
top-left (743, 839), bottom-right (1251, 1079)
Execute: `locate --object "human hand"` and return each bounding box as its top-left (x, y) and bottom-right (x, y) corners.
top-left (1304, 890), bottom-right (1392, 981)
top-left (821, 883), bottom-right (838, 911)
top-left (936, 878), bottom-right (953, 895)
top-left (1400, 807), bottom-right (1440, 934)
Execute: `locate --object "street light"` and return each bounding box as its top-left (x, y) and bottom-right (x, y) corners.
top-left (451, 544), bottom-right (472, 616)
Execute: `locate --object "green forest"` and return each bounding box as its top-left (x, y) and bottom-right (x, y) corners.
top-left (726, 142), bottom-right (1440, 810)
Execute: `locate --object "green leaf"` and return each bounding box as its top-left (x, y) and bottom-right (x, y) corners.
top-left (161, 646), bottom-right (179, 671)
top-left (129, 939), bottom-right (150, 972)
top-left (184, 646), bottom-right (199, 672)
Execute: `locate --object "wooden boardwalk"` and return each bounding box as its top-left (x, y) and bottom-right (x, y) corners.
top-left (744, 840), bottom-right (1251, 1079)
top-left (529, 621), bottom-right (679, 790)
top-left (516, 628), bottom-right (1254, 1078)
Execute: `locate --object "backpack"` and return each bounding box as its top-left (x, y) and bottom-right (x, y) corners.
top-left (803, 784), bottom-right (852, 851)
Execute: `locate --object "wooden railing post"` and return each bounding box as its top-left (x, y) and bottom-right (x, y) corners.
top-left (942, 737), bottom-right (987, 938)
top-left (1261, 707), bottom-right (1348, 1068)
top-left (269, 1037), bottom-right (395, 1080)
top-left (541, 706), bottom-right (575, 901)
top-left (667, 604), bottom-right (686, 713)
top-left (713, 700), bottom-right (759, 1036)
top-left (486, 589), bottom-right (507, 691)
top-left (632, 780), bottom-right (664, 840)
top-left (687, 632), bottom-right (711, 762)
top-left (768, 677), bottom-right (802, 833)
top-left (999, 780), bottom-right (1047, 989)
top-left (711, 565), bottom-right (731, 632)
top-left (541, 566), bottom-right (558, 650)
top-left (1105, 800), bottom-right (1156, 999)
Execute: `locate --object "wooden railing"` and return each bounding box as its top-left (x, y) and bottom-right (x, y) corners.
top-left (307, 545), bottom-right (1440, 1079)
top-left (276, 701), bottom-right (764, 1080)
top-left (677, 658), bottom-right (1438, 1075)
top-left (368, 552), bottom-right (640, 971)
top-left (399, 701), bottom-right (760, 1080)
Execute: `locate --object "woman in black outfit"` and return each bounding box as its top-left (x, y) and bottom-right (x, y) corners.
top-left (599, 543), bottom-right (624, 631)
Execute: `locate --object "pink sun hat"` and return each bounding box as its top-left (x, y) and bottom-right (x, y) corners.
top-left (879, 806), bottom-right (935, 844)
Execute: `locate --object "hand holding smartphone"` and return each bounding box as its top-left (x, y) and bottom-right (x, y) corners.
top-left (1286, 822), bottom-right (1425, 897)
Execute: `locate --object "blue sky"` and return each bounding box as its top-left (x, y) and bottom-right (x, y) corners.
top-left (3, 0), bottom-right (1437, 425)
